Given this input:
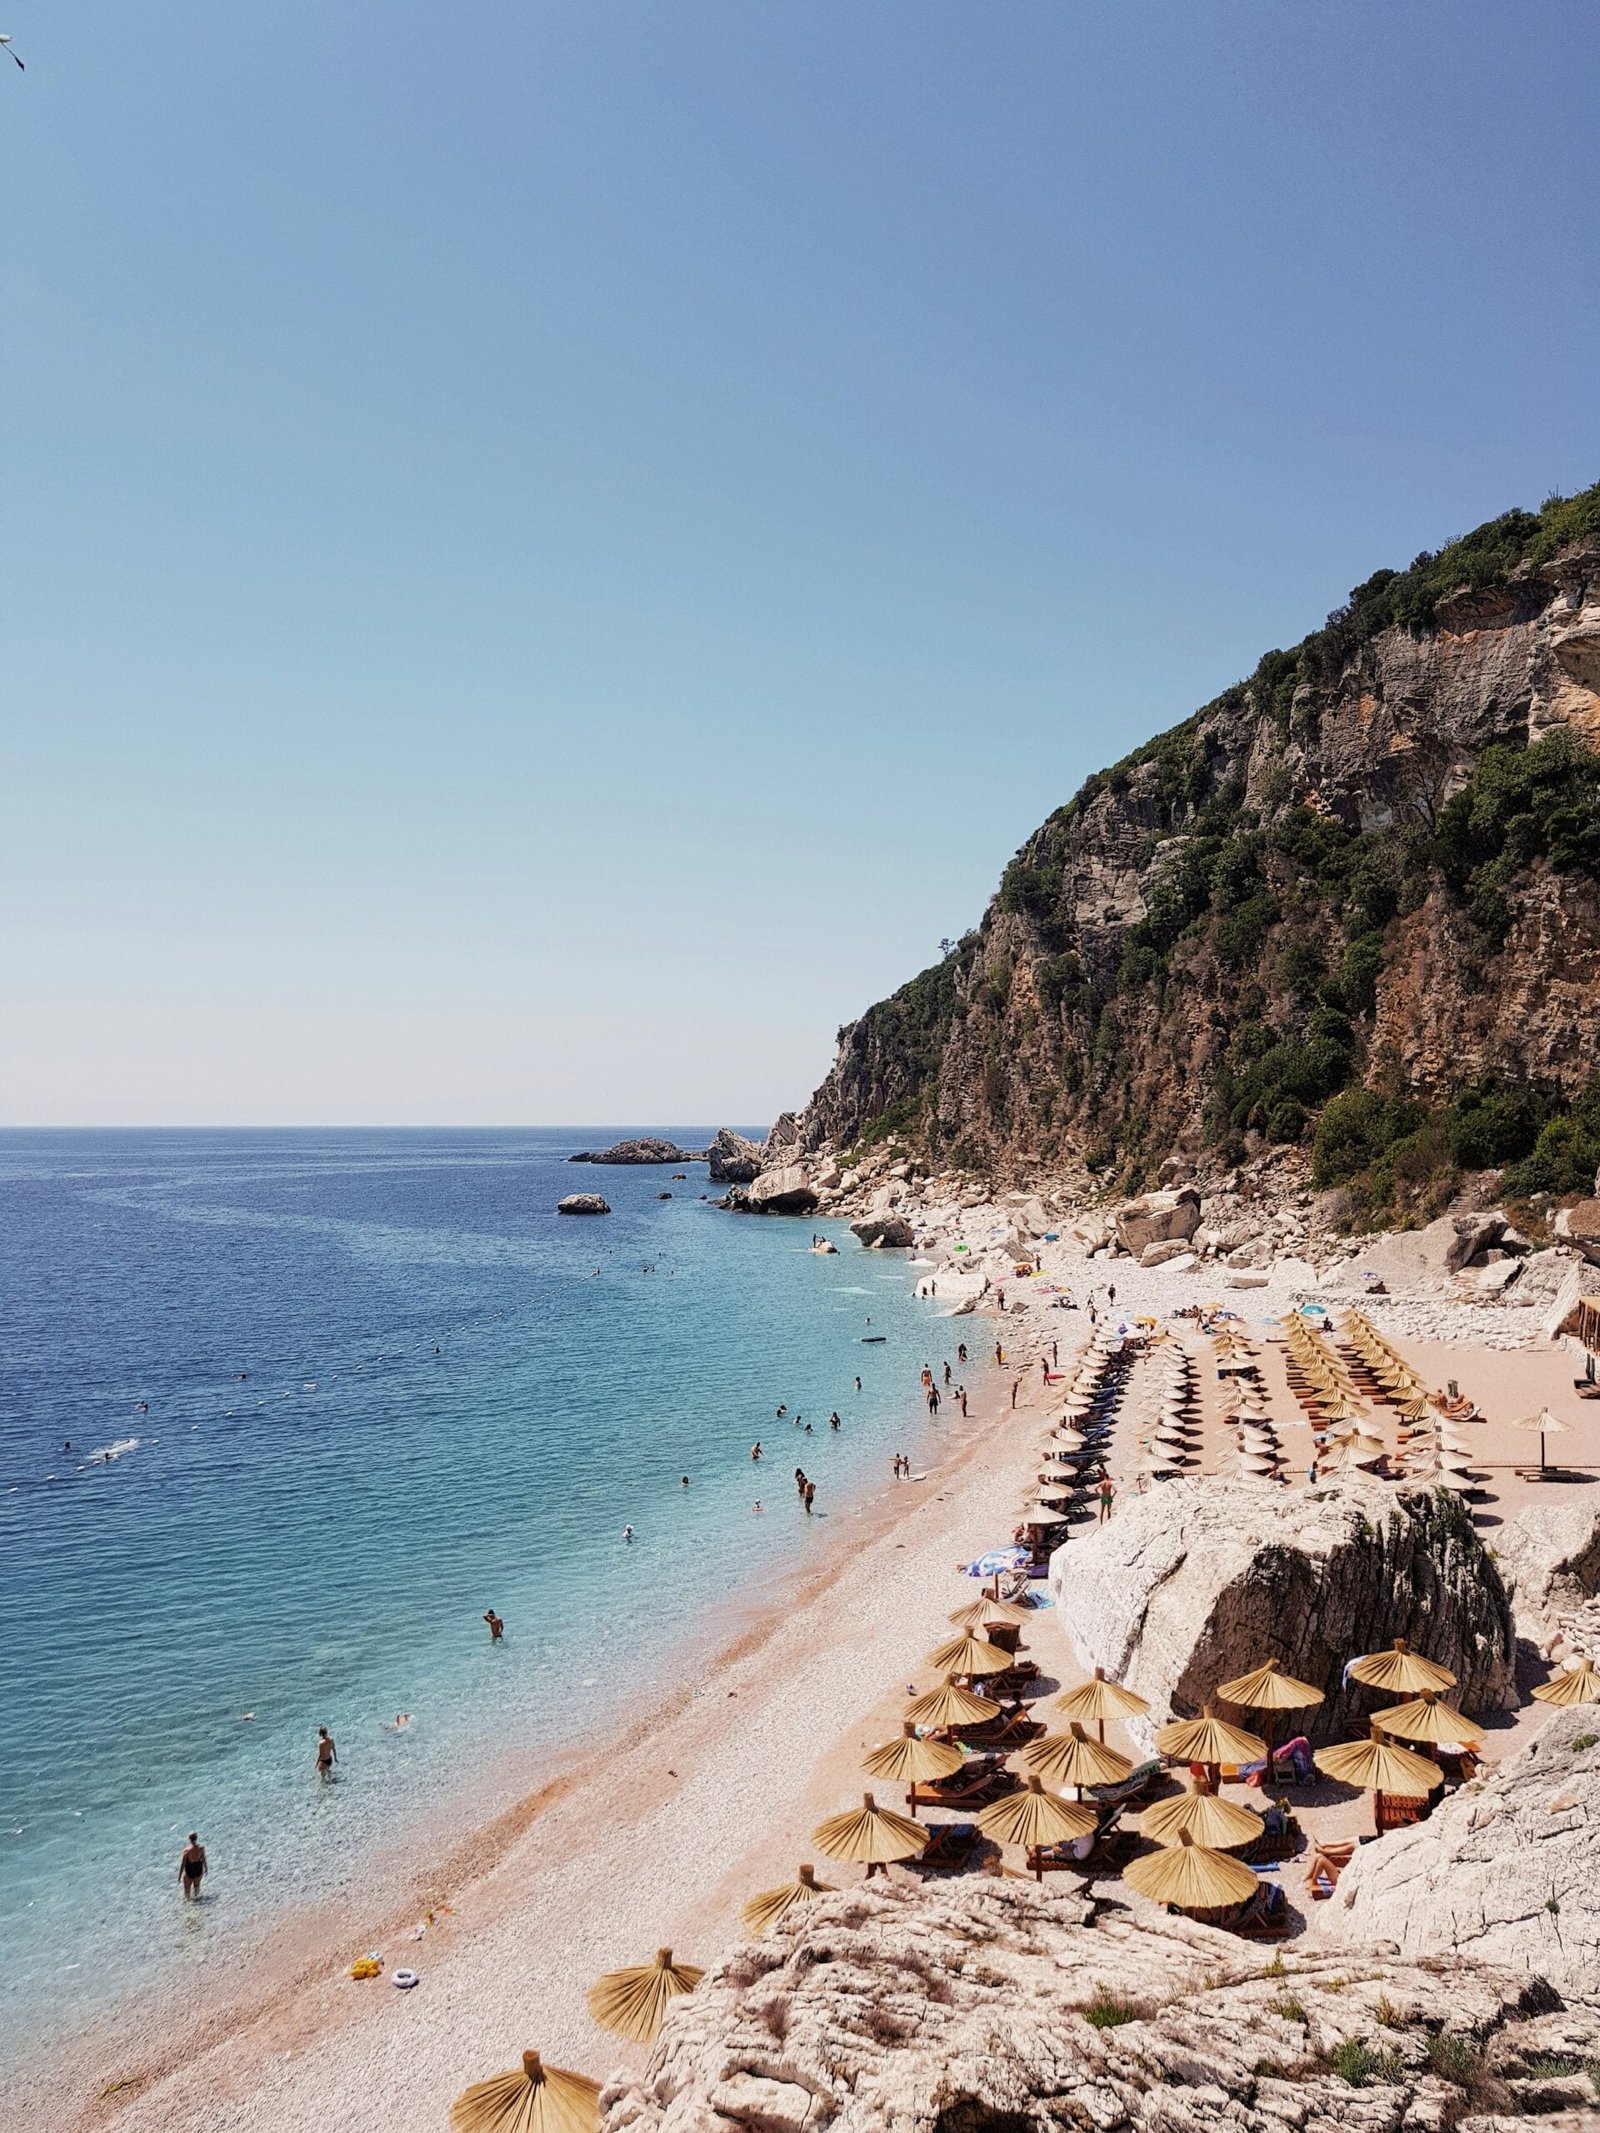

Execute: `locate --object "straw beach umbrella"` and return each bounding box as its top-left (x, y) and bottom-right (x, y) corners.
top-left (862, 1723), bottom-right (963, 1809)
top-left (904, 1677), bottom-right (1001, 1730)
top-left (812, 1792), bottom-right (929, 1877)
top-left (450, 2051), bottom-right (601, 2133)
top-left (1216, 1657), bottom-right (1324, 1770)
top-left (925, 1631), bottom-right (1012, 1678)
top-left (1373, 1692), bottom-right (1482, 1748)
top-left (1532, 1657), bottom-right (1600, 1707)
top-left (741, 1863), bottom-right (833, 1936)
top-left (1511, 1406), bottom-right (1570, 1474)
top-left (1022, 1723), bottom-right (1132, 1793)
top-left (1153, 1706), bottom-right (1267, 1788)
top-left (1140, 1788), bottom-right (1263, 1851)
top-left (586, 1950), bottom-right (704, 2045)
top-left (1314, 1726), bottom-right (1443, 1833)
top-left (1347, 1640), bottom-right (1457, 1695)
top-left (949, 1592), bottom-right (1032, 1632)
top-left (1054, 1666), bottom-right (1150, 1742)
top-left (977, 1775), bottom-right (1096, 1880)
top-left (1123, 1829), bottom-right (1259, 1911)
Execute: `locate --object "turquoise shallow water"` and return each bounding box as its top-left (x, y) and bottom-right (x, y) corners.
top-left (0, 1131), bottom-right (945, 2049)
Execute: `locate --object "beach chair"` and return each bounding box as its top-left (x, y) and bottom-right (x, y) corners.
top-left (1229, 1881), bottom-right (1290, 1941)
top-left (1375, 1792), bottom-right (1432, 1833)
top-left (1089, 1758), bottom-right (1162, 1809)
top-left (908, 1821), bottom-right (978, 1872)
top-left (962, 1711), bottom-right (1043, 1752)
top-left (1242, 1811), bottom-right (1301, 1866)
top-left (1306, 1840), bottom-right (1355, 1899)
top-left (924, 1760), bottom-right (1012, 1810)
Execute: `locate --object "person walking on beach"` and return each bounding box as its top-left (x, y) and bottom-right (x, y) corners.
top-left (483, 1608), bottom-right (504, 1643)
top-left (1051, 1340), bottom-right (1058, 1368)
top-left (1010, 1378), bottom-right (1020, 1410)
top-left (958, 1387), bottom-right (968, 1417)
top-left (178, 1833), bottom-right (207, 1899)
top-left (994, 1342), bottom-right (1004, 1367)
top-left (1098, 1474), bottom-right (1115, 1523)
top-left (1039, 1357), bottom-right (1048, 1382)
top-left (315, 1726), bottom-right (338, 1781)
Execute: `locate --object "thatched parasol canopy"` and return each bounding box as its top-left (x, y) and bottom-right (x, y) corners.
top-left (1140, 1788), bottom-right (1263, 1850)
top-left (740, 1863), bottom-right (833, 1936)
top-left (586, 1949), bottom-right (705, 2045)
top-left (949, 1592), bottom-right (1033, 1631)
top-left (1532, 1657), bottom-right (1600, 1707)
top-left (925, 1631), bottom-right (1013, 1677)
top-left (1314, 1730), bottom-right (1444, 1795)
top-left (862, 1723), bottom-right (964, 1787)
top-left (977, 1774), bottom-right (1096, 1865)
top-left (1372, 1692), bottom-right (1481, 1747)
top-left (1215, 1658), bottom-right (1324, 1713)
top-left (1347, 1640), bottom-right (1457, 1695)
top-left (1054, 1667), bottom-right (1150, 1727)
top-left (450, 2051), bottom-right (601, 2133)
top-left (812, 1792), bottom-right (929, 1868)
top-left (1123, 1828), bottom-right (1260, 1909)
top-left (1153, 1706), bottom-right (1267, 1767)
top-left (1021, 1723), bottom-right (1133, 1791)
top-left (904, 1677), bottom-right (1001, 1729)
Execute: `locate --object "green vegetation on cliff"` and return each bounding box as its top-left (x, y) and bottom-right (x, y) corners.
top-left (816, 481), bottom-right (1600, 1207)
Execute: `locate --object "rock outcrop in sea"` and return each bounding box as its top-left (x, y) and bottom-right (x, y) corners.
top-left (1050, 1479), bottom-right (1516, 1739)
top-left (557, 1193), bottom-right (611, 1214)
top-left (569, 1139), bottom-right (699, 1165)
top-left (601, 1878), bottom-right (1600, 2132)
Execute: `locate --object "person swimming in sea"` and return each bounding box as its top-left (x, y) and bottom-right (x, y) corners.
top-left (622, 1524), bottom-right (635, 1542)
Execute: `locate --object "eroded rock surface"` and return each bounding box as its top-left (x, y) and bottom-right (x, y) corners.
top-left (568, 1139), bottom-right (695, 1165)
top-left (1322, 1703), bottom-right (1600, 1986)
top-left (706, 1129), bottom-right (767, 1184)
top-left (601, 1878), bottom-right (1597, 2133)
top-left (1049, 1480), bottom-right (1515, 1741)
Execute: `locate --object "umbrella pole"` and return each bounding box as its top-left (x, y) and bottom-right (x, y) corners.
top-left (1373, 1786), bottom-right (1384, 1837)
top-left (1262, 1709), bottom-right (1277, 1779)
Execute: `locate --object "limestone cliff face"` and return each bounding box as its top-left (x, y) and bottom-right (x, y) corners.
top-left (801, 492), bottom-right (1600, 1184)
top-left (601, 1878), bottom-right (1600, 2133)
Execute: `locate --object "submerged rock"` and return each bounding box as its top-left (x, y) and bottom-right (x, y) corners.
top-left (557, 1193), bottom-right (611, 1215)
top-left (1050, 1479), bottom-right (1515, 1742)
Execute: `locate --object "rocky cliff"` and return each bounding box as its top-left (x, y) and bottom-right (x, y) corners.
top-left (601, 1878), bottom-right (1600, 2133)
top-left (800, 486), bottom-right (1600, 1205)
top-left (1049, 1480), bottom-right (1517, 1743)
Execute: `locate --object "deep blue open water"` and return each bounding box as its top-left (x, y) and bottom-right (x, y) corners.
top-left (0, 1131), bottom-right (943, 2050)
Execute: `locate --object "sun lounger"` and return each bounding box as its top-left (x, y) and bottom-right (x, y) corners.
top-left (908, 1821), bottom-right (977, 1871)
top-left (962, 1711), bottom-right (1044, 1751)
top-left (924, 1760), bottom-right (1013, 1809)
top-left (1375, 1792), bottom-right (1432, 1833)
top-left (1087, 1758), bottom-right (1162, 1807)
top-left (1228, 1880), bottom-right (1290, 1941)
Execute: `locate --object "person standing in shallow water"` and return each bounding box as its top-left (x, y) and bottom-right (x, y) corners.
top-left (178, 1833), bottom-right (207, 1899)
top-left (315, 1726), bottom-right (338, 1781)
top-left (483, 1608), bottom-right (504, 1642)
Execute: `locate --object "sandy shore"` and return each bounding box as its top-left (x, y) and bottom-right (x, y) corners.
top-left (16, 1226), bottom-right (1595, 2133)
top-left (13, 1346), bottom-right (1047, 2133)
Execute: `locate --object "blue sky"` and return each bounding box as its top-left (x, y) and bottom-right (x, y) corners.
top-left (3, 1), bottom-right (1596, 1125)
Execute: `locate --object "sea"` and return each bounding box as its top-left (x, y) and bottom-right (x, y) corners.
top-left (0, 1130), bottom-right (948, 2055)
